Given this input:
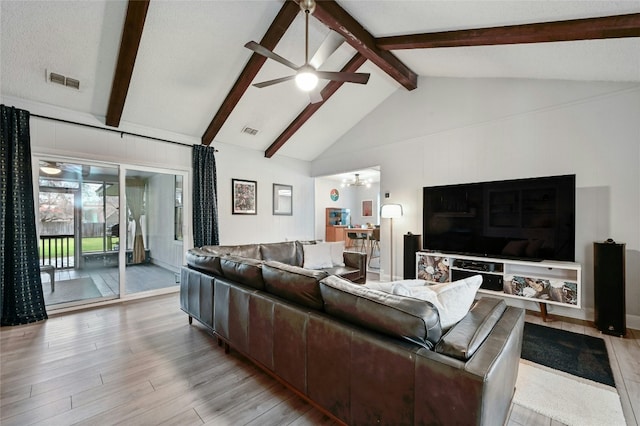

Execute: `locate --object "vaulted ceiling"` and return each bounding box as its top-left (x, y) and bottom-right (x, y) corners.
top-left (2, 1), bottom-right (639, 161)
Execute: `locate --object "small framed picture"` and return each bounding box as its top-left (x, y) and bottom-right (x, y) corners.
top-left (273, 183), bottom-right (293, 216)
top-left (232, 179), bottom-right (257, 215)
top-left (362, 199), bottom-right (373, 217)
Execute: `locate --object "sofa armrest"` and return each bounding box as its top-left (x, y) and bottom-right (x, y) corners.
top-left (435, 297), bottom-right (507, 361)
top-left (343, 251), bottom-right (367, 284)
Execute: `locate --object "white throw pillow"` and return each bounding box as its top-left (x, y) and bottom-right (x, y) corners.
top-left (327, 241), bottom-right (345, 267)
top-left (408, 275), bottom-right (483, 329)
top-left (303, 243), bottom-right (333, 269)
top-left (364, 281), bottom-right (394, 293)
top-left (388, 279), bottom-right (427, 288)
top-left (391, 282), bottom-right (412, 297)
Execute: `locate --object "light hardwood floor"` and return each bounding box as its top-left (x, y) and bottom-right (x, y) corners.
top-left (1, 293), bottom-right (638, 426)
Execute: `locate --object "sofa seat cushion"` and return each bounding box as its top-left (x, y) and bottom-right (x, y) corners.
top-left (320, 275), bottom-right (442, 349)
top-left (260, 241), bottom-right (300, 266)
top-left (220, 256), bottom-right (265, 290)
top-left (435, 297), bottom-right (507, 361)
top-left (262, 261), bottom-right (329, 310)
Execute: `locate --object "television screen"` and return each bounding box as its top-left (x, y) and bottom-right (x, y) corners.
top-left (422, 175), bottom-right (575, 261)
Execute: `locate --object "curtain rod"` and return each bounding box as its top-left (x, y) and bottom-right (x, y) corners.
top-left (30, 113), bottom-right (218, 151)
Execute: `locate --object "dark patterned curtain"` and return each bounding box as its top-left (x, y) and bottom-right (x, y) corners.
top-left (192, 145), bottom-right (219, 247)
top-left (1, 105), bottom-right (48, 326)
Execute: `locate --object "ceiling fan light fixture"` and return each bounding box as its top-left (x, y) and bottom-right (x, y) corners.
top-left (299, 0), bottom-right (316, 14)
top-left (295, 70), bottom-right (318, 92)
top-left (343, 173), bottom-right (372, 188)
top-left (40, 161), bottom-right (61, 175)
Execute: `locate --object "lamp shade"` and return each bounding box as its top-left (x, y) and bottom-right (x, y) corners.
top-left (380, 203), bottom-right (403, 219)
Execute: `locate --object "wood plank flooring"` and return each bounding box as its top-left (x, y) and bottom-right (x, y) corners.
top-left (1, 293), bottom-right (638, 426)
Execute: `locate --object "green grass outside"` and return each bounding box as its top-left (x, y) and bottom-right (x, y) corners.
top-left (39, 236), bottom-right (119, 257)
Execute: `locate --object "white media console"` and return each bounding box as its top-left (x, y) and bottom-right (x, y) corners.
top-left (416, 251), bottom-right (581, 320)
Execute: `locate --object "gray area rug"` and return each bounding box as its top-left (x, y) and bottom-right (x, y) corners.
top-left (43, 277), bottom-right (102, 305)
top-left (522, 322), bottom-right (615, 386)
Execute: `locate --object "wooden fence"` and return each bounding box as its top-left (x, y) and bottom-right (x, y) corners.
top-left (40, 222), bottom-right (112, 238)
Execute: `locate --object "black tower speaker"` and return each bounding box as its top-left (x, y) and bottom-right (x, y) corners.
top-left (403, 234), bottom-right (421, 279)
top-left (594, 240), bottom-right (626, 337)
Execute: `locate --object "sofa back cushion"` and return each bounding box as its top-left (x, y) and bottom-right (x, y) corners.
top-left (216, 244), bottom-right (262, 260)
top-left (220, 256), bottom-right (265, 290)
top-left (262, 261), bottom-right (328, 310)
top-left (186, 247), bottom-right (225, 276)
top-left (320, 275), bottom-right (442, 349)
top-left (260, 241), bottom-right (299, 266)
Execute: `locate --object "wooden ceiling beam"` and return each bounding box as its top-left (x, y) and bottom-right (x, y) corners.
top-left (201, 1), bottom-right (299, 146)
top-left (106, 0), bottom-right (150, 128)
top-left (264, 53), bottom-right (367, 158)
top-left (376, 13), bottom-right (640, 50)
top-left (310, 0), bottom-right (417, 91)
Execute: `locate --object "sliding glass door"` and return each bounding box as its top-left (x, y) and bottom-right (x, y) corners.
top-left (37, 158), bottom-right (188, 308)
top-left (38, 160), bottom-right (120, 307)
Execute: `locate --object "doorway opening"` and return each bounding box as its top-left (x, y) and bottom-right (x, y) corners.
top-left (314, 167), bottom-right (381, 273)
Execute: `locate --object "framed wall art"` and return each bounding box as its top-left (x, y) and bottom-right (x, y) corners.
top-left (362, 199), bottom-right (373, 217)
top-left (273, 183), bottom-right (292, 216)
top-left (232, 179), bottom-right (257, 215)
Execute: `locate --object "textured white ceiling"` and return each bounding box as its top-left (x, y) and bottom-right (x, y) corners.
top-left (1, 0), bottom-right (639, 162)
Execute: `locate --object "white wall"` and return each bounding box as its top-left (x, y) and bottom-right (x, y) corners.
top-left (214, 143), bottom-right (315, 244)
top-left (312, 77), bottom-right (640, 326)
top-left (350, 184), bottom-right (380, 227)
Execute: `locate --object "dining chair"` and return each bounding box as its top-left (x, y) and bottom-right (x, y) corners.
top-left (347, 232), bottom-right (366, 252)
top-left (368, 227), bottom-right (380, 266)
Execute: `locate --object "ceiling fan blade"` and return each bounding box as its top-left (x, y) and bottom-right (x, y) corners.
top-left (245, 41), bottom-right (299, 71)
top-left (315, 71), bottom-right (370, 85)
top-left (309, 90), bottom-right (323, 104)
top-left (309, 31), bottom-right (345, 69)
top-left (252, 75), bottom-right (296, 88)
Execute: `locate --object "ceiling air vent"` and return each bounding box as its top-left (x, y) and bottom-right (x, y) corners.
top-left (49, 72), bottom-right (65, 85)
top-left (47, 70), bottom-right (80, 90)
top-left (65, 78), bottom-right (80, 90)
top-left (242, 126), bottom-right (259, 136)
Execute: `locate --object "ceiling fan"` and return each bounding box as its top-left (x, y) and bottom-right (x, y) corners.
top-left (245, 0), bottom-right (370, 104)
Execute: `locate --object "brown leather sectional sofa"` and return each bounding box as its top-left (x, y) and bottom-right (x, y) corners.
top-left (180, 240), bottom-right (524, 425)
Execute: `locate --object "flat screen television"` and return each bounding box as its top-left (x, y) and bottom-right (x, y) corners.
top-left (422, 174), bottom-right (575, 262)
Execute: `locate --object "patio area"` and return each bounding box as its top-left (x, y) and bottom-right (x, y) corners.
top-left (40, 263), bottom-right (179, 307)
